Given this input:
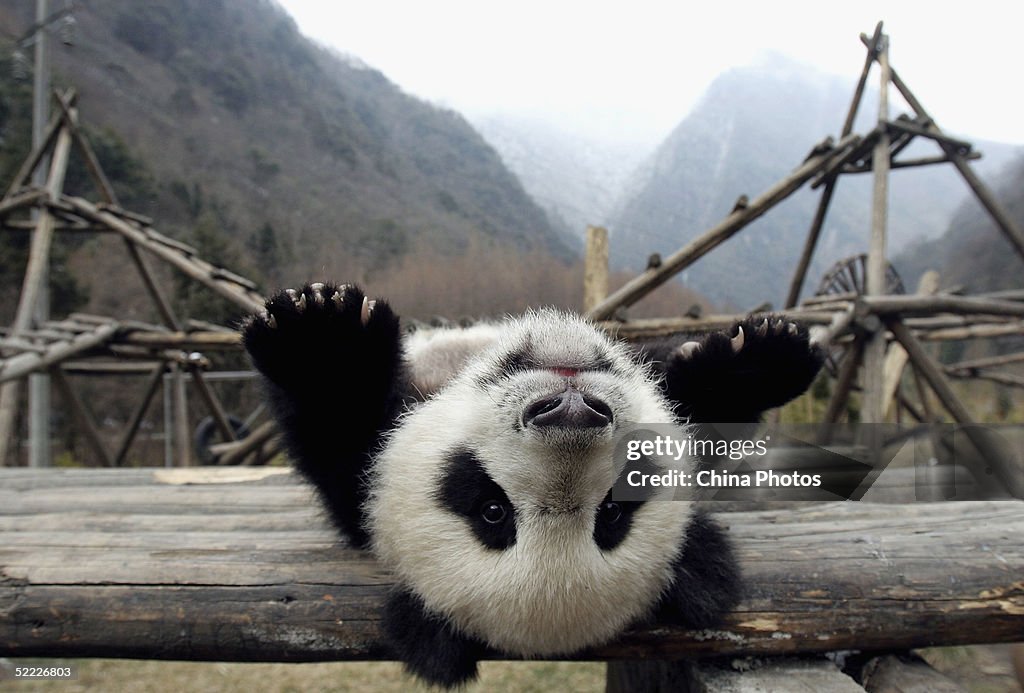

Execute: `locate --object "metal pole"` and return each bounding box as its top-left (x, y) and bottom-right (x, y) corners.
top-left (28, 0), bottom-right (51, 467)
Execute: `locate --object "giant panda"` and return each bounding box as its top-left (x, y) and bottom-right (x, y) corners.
top-left (241, 282), bottom-right (823, 687)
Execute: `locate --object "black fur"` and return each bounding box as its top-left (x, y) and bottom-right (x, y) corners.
top-left (592, 489), bottom-right (643, 551)
top-left (243, 289), bottom-right (820, 687)
top-left (436, 448), bottom-right (518, 550)
top-left (640, 314), bottom-right (824, 425)
top-left (383, 587), bottom-right (487, 687)
top-left (241, 283), bottom-right (408, 548)
top-left (654, 511), bottom-right (742, 628)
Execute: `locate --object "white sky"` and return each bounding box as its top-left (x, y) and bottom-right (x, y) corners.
top-left (276, 0), bottom-right (1024, 149)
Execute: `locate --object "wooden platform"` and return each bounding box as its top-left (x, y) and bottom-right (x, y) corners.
top-left (1, 467), bottom-right (1023, 666)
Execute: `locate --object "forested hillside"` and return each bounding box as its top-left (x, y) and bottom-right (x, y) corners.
top-left (0, 0), bottom-right (573, 323)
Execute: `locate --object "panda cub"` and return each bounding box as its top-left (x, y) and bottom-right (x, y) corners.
top-left (242, 282), bottom-right (823, 687)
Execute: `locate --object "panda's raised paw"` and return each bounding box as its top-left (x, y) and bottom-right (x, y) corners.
top-left (242, 282), bottom-right (401, 389)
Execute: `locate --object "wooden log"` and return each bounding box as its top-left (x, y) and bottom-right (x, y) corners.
top-left (947, 351), bottom-right (1024, 372)
top-left (946, 369), bottom-right (1024, 389)
top-left (785, 178), bottom-right (838, 308)
top-left (858, 38), bottom-right (1024, 264)
top-left (600, 312), bottom-right (837, 341)
top-left (2, 89), bottom-right (73, 198)
top-left (0, 115), bottom-right (75, 465)
top-left (61, 196), bottom-right (265, 314)
top-left (115, 329), bottom-right (243, 350)
top-left (916, 323), bottom-right (1024, 341)
top-left (886, 119), bottom-right (972, 153)
top-left (50, 369), bottom-right (115, 467)
top-left (0, 189), bottom-right (47, 218)
top-left (822, 336), bottom-right (865, 429)
top-left (113, 365), bottom-right (166, 467)
top-left (844, 152), bottom-right (981, 174)
top-left (865, 295), bottom-right (1024, 318)
top-left (881, 272), bottom-right (940, 419)
top-left (885, 318), bottom-right (1024, 499)
top-left (585, 134), bottom-right (859, 321)
top-left (583, 226), bottom-right (609, 314)
top-left (1, 469), bottom-right (1022, 663)
top-left (0, 323), bottom-right (121, 384)
top-left (862, 32), bottom-right (891, 426)
top-left (857, 652), bottom-right (966, 692)
top-left (188, 367), bottom-right (238, 443)
top-left (841, 22), bottom-right (884, 137)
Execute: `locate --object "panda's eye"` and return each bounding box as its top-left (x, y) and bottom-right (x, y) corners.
top-left (598, 501), bottom-right (622, 524)
top-left (481, 501), bottom-right (507, 524)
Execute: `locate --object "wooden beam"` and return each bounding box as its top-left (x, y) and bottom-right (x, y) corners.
top-left (583, 226), bottom-right (609, 314)
top-left (1, 470), bottom-right (1022, 662)
top-left (858, 35), bottom-right (1024, 265)
top-left (61, 196), bottom-right (265, 314)
top-left (188, 367), bottom-right (238, 444)
top-left (862, 32), bottom-right (891, 425)
top-left (112, 365), bottom-right (166, 467)
top-left (585, 134), bottom-right (858, 321)
top-left (0, 323), bottom-right (121, 384)
top-left (864, 295), bottom-right (1024, 318)
top-left (881, 271), bottom-right (940, 419)
top-left (785, 179), bottom-right (837, 309)
top-left (50, 369), bottom-right (115, 467)
top-left (841, 22), bottom-right (884, 137)
top-left (886, 317), bottom-right (1024, 499)
top-left (2, 89), bottom-right (74, 198)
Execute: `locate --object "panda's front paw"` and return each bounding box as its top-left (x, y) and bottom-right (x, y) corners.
top-left (666, 315), bottom-right (823, 423)
top-left (242, 282), bottom-right (401, 390)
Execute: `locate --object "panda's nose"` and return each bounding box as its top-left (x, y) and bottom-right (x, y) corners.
top-left (524, 387), bottom-right (613, 429)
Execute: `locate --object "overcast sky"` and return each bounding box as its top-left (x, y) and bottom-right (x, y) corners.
top-left (276, 0), bottom-right (1024, 150)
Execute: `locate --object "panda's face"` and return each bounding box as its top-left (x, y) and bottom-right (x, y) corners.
top-left (367, 310), bottom-right (695, 655)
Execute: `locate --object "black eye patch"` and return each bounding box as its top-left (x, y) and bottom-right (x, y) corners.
top-left (436, 448), bottom-right (517, 550)
top-left (593, 488), bottom-right (644, 551)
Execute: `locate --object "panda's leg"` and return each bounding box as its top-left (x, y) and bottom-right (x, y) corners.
top-left (383, 587), bottom-right (486, 687)
top-left (659, 316), bottom-right (824, 424)
top-left (655, 512), bottom-right (741, 629)
top-left (242, 283), bottom-right (405, 548)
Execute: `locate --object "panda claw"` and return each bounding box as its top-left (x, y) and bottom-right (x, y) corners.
top-left (285, 288), bottom-right (299, 302)
top-left (361, 296), bottom-right (372, 325)
top-left (310, 282), bottom-right (325, 304)
top-left (265, 312), bottom-right (277, 329)
top-left (331, 290), bottom-right (344, 308)
top-left (296, 293), bottom-right (307, 311)
top-left (730, 326), bottom-right (745, 353)
top-left (788, 322), bottom-right (799, 336)
top-left (678, 341), bottom-right (701, 359)
top-left (756, 318), bottom-right (769, 337)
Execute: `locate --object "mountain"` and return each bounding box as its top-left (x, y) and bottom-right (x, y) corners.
top-left (895, 153), bottom-right (1024, 293)
top-left (609, 56), bottom-right (1019, 309)
top-left (469, 113), bottom-right (651, 247)
top-left (0, 0), bottom-right (571, 320)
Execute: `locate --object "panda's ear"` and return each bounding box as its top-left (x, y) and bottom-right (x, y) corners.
top-left (382, 586), bottom-right (486, 687)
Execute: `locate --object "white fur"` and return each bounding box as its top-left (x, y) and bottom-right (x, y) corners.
top-left (367, 310), bottom-right (697, 655)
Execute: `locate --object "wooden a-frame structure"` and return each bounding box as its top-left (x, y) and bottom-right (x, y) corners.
top-left (0, 88), bottom-right (270, 467)
top-left (583, 23), bottom-right (1024, 498)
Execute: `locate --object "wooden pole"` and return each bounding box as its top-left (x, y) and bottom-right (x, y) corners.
top-left (189, 368), bottom-right (238, 443)
top-left (885, 317), bottom-right (1024, 499)
top-left (112, 364), bottom-right (166, 467)
top-left (881, 271), bottom-right (939, 418)
top-left (859, 35), bottom-right (1024, 263)
top-left (785, 180), bottom-right (837, 308)
top-left (0, 116), bottom-right (74, 466)
top-left (861, 33), bottom-right (891, 426)
top-left (822, 336), bottom-right (865, 430)
top-left (50, 369), bottom-right (115, 467)
top-left (171, 365), bottom-right (191, 467)
top-left (585, 134), bottom-right (858, 321)
top-left (583, 226), bottom-right (609, 314)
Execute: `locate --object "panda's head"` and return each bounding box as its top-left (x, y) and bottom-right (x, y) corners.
top-left (367, 309), bottom-right (696, 656)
